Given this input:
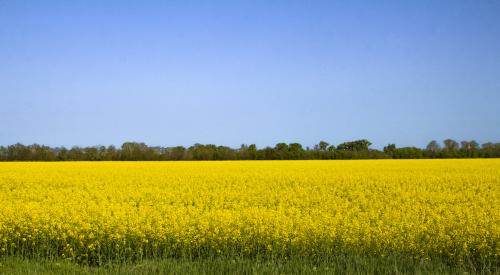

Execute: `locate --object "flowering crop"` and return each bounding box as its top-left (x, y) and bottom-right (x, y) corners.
top-left (0, 160), bottom-right (498, 265)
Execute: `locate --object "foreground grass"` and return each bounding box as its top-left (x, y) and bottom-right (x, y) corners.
top-left (1, 255), bottom-right (496, 275)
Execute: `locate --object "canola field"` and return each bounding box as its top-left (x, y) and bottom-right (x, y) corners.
top-left (0, 160), bottom-right (498, 265)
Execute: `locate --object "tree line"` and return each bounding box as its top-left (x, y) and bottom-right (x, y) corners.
top-left (0, 139), bottom-right (499, 161)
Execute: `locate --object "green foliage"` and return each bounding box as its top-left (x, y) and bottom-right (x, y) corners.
top-left (425, 140), bottom-right (441, 158)
top-left (392, 147), bottom-right (423, 159)
top-left (337, 139), bottom-right (372, 151)
top-left (384, 144), bottom-right (396, 158)
top-left (1, 254), bottom-right (495, 275)
top-left (1, 139), bottom-right (499, 161)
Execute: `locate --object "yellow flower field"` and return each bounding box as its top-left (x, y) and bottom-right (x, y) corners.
top-left (0, 160), bottom-right (498, 264)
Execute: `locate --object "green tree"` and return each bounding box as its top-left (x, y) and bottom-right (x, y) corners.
top-left (121, 142), bottom-right (151, 160)
top-left (105, 145), bottom-right (118, 160)
top-left (0, 146), bottom-right (6, 161)
top-left (393, 147), bottom-right (423, 159)
top-left (68, 146), bottom-right (84, 160)
top-left (459, 140), bottom-right (479, 158)
top-left (383, 144), bottom-right (396, 158)
top-left (169, 146), bottom-right (186, 160)
top-left (337, 140), bottom-right (371, 151)
top-left (443, 139), bottom-right (459, 158)
top-left (480, 143), bottom-right (500, 158)
top-left (288, 143), bottom-right (304, 160)
top-left (7, 143), bottom-right (32, 160)
top-left (247, 144), bottom-right (257, 160)
top-left (274, 143), bottom-right (289, 159)
top-left (318, 141), bottom-right (329, 151)
top-left (425, 140), bottom-right (441, 158)
top-left (85, 147), bottom-right (99, 161)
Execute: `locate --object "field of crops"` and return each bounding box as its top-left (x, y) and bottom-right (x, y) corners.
top-left (0, 160), bottom-right (498, 267)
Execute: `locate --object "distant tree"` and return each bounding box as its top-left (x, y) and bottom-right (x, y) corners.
top-left (393, 147), bottom-right (423, 159)
top-left (188, 144), bottom-right (221, 160)
top-left (274, 143), bottom-right (289, 159)
top-left (30, 144), bottom-right (55, 161)
top-left (56, 147), bottom-right (68, 161)
top-left (217, 146), bottom-right (235, 160)
top-left (68, 146), bottom-right (84, 160)
top-left (121, 142), bottom-right (152, 160)
top-left (238, 144), bottom-right (257, 160)
top-left (325, 145), bottom-right (336, 159)
top-left (0, 138), bottom-right (498, 161)
top-left (335, 149), bottom-right (353, 159)
top-left (188, 143), bottom-right (203, 160)
top-left (238, 144), bottom-right (248, 160)
top-left (337, 140), bottom-right (371, 151)
top-left (7, 143), bottom-right (32, 160)
top-left (105, 145), bottom-right (118, 160)
top-left (168, 146), bottom-right (186, 160)
top-left (97, 146), bottom-right (107, 160)
top-left (480, 142), bottom-right (500, 158)
top-left (425, 140), bottom-right (441, 158)
top-left (459, 140), bottom-right (479, 158)
top-left (369, 149), bottom-right (391, 159)
top-left (260, 147), bottom-right (275, 160)
top-left (383, 144), bottom-right (397, 158)
top-left (443, 139), bottom-right (459, 150)
top-left (318, 141), bottom-right (329, 151)
top-left (85, 147), bottom-right (99, 161)
top-left (443, 139), bottom-right (459, 158)
top-left (247, 144), bottom-right (257, 160)
top-left (0, 146), bottom-right (7, 161)
top-left (311, 141), bottom-right (331, 159)
top-left (288, 143), bottom-right (305, 160)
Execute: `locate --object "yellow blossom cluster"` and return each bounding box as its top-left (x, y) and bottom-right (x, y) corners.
top-left (0, 160), bottom-right (498, 264)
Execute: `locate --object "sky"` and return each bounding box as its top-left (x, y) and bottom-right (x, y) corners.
top-left (1, 0), bottom-right (499, 149)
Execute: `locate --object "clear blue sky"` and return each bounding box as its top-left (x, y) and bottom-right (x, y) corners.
top-left (1, 0), bottom-right (499, 149)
